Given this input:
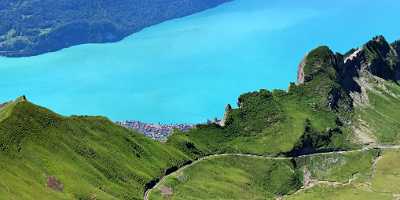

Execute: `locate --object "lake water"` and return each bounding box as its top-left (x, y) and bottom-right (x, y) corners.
top-left (1, 0), bottom-right (400, 123)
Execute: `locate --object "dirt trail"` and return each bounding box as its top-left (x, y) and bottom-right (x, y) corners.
top-left (144, 145), bottom-right (400, 200)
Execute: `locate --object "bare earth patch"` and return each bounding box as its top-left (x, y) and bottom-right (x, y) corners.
top-left (352, 118), bottom-right (377, 146)
top-left (47, 176), bottom-right (63, 192)
top-left (160, 186), bottom-right (173, 198)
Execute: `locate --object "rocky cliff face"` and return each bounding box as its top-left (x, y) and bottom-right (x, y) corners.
top-left (297, 36), bottom-right (400, 107)
top-left (0, 0), bottom-right (231, 57)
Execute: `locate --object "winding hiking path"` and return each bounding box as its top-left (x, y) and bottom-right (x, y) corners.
top-left (144, 145), bottom-right (400, 200)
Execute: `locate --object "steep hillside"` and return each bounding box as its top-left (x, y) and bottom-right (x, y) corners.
top-left (345, 38), bottom-right (400, 145)
top-left (0, 0), bottom-right (230, 57)
top-left (0, 97), bottom-right (194, 200)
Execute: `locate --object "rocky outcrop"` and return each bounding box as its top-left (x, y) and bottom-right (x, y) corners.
top-left (0, 0), bottom-right (231, 57)
top-left (340, 36), bottom-right (400, 105)
top-left (393, 40), bottom-right (400, 54)
top-left (392, 40), bottom-right (400, 79)
top-left (219, 104), bottom-right (232, 127)
top-left (299, 46), bottom-right (339, 83)
top-left (297, 57), bottom-right (306, 84)
top-left (359, 36), bottom-right (399, 80)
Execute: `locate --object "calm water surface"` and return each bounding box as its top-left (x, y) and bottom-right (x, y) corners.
top-left (1, 0), bottom-right (400, 123)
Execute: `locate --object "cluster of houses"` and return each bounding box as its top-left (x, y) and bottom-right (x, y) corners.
top-left (117, 120), bottom-right (193, 141)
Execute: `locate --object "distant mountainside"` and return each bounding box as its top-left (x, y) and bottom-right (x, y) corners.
top-left (1, 36), bottom-right (400, 199)
top-left (0, 0), bottom-right (231, 57)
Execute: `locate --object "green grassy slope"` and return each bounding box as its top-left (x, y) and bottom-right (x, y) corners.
top-left (0, 98), bottom-right (193, 200)
top-left (149, 155), bottom-right (302, 200)
top-left (371, 149), bottom-right (400, 193)
top-left (285, 149), bottom-right (400, 200)
top-left (285, 185), bottom-right (392, 200)
top-left (295, 150), bottom-right (379, 183)
top-left (355, 81), bottom-right (400, 144)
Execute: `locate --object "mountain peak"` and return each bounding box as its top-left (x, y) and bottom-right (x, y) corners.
top-left (371, 35), bottom-right (387, 43)
top-left (363, 35), bottom-right (392, 58)
top-left (0, 96), bottom-right (62, 152)
top-left (297, 46), bottom-right (338, 84)
top-left (15, 95), bottom-right (28, 103)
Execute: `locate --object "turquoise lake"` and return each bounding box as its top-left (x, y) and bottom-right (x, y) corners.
top-left (1, 0), bottom-right (400, 123)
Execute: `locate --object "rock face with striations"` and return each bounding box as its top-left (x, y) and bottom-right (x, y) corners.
top-left (0, 0), bottom-right (231, 57)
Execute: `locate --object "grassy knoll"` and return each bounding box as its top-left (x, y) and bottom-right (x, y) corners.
top-left (149, 155), bottom-right (302, 200)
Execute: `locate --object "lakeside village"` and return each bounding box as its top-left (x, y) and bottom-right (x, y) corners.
top-left (116, 118), bottom-right (223, 141)
top-left (116, 120), bottom-right (194, 141)
top-left (117, 105), bottom-right (231, 141)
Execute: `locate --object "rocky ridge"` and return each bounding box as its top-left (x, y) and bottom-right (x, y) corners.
top-left (298, 35), bottom-right (400, 107)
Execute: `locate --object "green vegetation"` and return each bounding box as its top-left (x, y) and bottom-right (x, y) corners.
top-left (285, 149), bottom-right (400, 200)
top-left (296, 150), bottom-right (379, 183)
top-left (0, 0), bottom-right (230, 57)
top-left (1, 36), bottom-right (400, 199)
top-left (149, 156), bottom-right (302, 200)
top-left (149, 150), bottom-right (382, 200)
top-left (355, 81), bottom-right (400, 144)
top-left (0, 99), bottom-right (193, 200)
top-left (372, 149), bottom-right (400, 193)
top-left (285, 185), bottom-right (392, 200)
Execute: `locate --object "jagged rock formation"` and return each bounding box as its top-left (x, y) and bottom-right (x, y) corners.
top-left (0, 0), bottom-right (230, 57)
top-left (297, 35), bottom-right (400, 146)
top-left (297, 35), bottom-right (400, 107)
